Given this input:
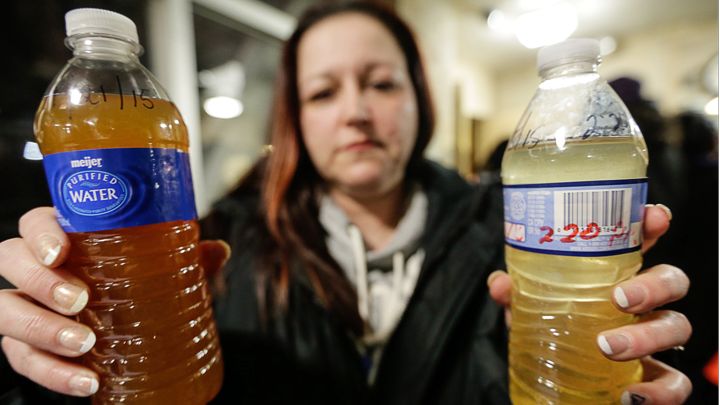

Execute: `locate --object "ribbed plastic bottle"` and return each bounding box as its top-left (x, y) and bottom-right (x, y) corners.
top-left (33, 9), bottom-right (223, 404)
top-left (501, 39), bottom-right (648, 404)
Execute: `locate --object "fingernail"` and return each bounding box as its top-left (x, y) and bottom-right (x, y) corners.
top-left (613, 284), bottom-right (645, 309)
top-left (598, 333), bottom-right (630, 355)
top-left (614, 287), bottom-right (629, 308)
top-left (38, 234), bottom-right (62, 266)
top-left (655, 203), bottom-right (673, 221)
top-left (58, 327), bottom-right (96, 353)
top-left (68, 374), bottom-right (99, 396)
top-left (645, 204), bottom-right (672, 221)
top-left (487, 270), bottom-right (504, 288)
top-left (53, 283), bottom-right (89, 313)
top-left (621, 391), bottom-right (647, 405)
top-left (217, 239), bottom-right (232, 267)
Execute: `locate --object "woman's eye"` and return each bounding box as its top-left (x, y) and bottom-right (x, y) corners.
top-left (371, 81), bottom-right (396, 91)
top-left (308, 89), bottom-right (333, 101)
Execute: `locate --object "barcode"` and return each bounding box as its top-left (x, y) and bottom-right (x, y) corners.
top-left (553, 188), bottom-right (631, 234)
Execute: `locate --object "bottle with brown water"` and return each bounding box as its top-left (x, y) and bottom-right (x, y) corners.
top-left (34, 8), bottom-right (223, 404)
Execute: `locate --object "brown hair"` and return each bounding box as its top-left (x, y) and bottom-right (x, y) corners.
top-left (258, 0), bottom-right (435, 333)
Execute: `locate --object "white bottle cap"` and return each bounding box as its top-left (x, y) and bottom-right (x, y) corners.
top-left (65, 8), bottom-right (139, 44)
top-left (537, 38), bottom-right (600, 73)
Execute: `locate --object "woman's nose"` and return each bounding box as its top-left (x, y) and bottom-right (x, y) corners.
top-left (340, 84), bottom-right (370, 126)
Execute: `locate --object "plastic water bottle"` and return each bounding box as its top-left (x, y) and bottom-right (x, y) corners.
top-left (34, 9), bottom-right (223, 404)
top-left (501, 39), bottom-right (648, 404)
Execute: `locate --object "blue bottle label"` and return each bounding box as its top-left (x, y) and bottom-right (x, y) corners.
top-left (503, 179), bottom-right (648, 256)
top-left (43, 148), bottom-right (197, 232)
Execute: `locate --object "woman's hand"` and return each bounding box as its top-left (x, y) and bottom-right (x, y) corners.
top-left (487, 204), bottom-right (693, 404)
top-left (0, 207), bottom-right (230, 397)
top-left (0, 207), bottom-right (97, 396)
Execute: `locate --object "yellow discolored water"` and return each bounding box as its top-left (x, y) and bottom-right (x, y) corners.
top-left (502, 137), bottom-right (647, 404)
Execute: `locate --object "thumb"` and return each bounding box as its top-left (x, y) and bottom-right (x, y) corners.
top-left (487, 270), bottom-right (512, 307)
top-left (487, 269), bottom-right (513, 328)
top-left (641, 204), bottom-right (672, 254)
top-left (199, 240), bottom-right (231, 279)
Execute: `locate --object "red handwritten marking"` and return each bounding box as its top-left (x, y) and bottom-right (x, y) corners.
top-left (609, 220), bottom-right (628, 246)
top-left (561, 223), bottom-right (579, 243)
top-left (539, 226), bottom-right (554, 244)
top-left (538, 221), bottom-right (630, 245)
top-left (580, 222), bottom-right (600, 240)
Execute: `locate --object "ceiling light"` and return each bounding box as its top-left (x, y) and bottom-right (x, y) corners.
top-left (203, 96), bottom-right (244, 119)
top-left (487, 9), bottom-right (513, 34)
top-left (515, 1), bottom-right (578, 49)
top-left (199, 61), bottom-right (246, 119)
top-left (704, 97), bottom-right (718, 116)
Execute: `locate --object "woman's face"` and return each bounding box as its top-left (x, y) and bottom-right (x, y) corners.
top-left (297, 13), bottom-right (419, 198)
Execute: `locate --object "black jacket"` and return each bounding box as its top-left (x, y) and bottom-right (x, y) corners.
top-left (0, 160), bottom-right (510, 404)
top-left (205, 160), bottom-right (510, 405)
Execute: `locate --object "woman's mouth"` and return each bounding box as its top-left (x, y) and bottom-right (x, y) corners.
top-left (342, 140), bottom-right (381, 152)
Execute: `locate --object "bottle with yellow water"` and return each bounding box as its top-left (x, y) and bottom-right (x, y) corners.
top-left (501, 39), bottom-right (648, 404)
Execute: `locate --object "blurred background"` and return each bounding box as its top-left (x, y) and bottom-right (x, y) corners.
top-left (1, 0), bottom-right (717, 403)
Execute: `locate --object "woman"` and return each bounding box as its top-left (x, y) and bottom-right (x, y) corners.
top-left (0, 2), bottom-right (692, 404)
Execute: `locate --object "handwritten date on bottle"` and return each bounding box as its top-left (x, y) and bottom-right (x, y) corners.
top-left (581, 113), bottom-right (627, 139)
top-left (508, 111), bottom-right (629, 149)
top-left (539, 221), bottom-right (628, 246)
top-left (79, 75), bottom-right (154, 110)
